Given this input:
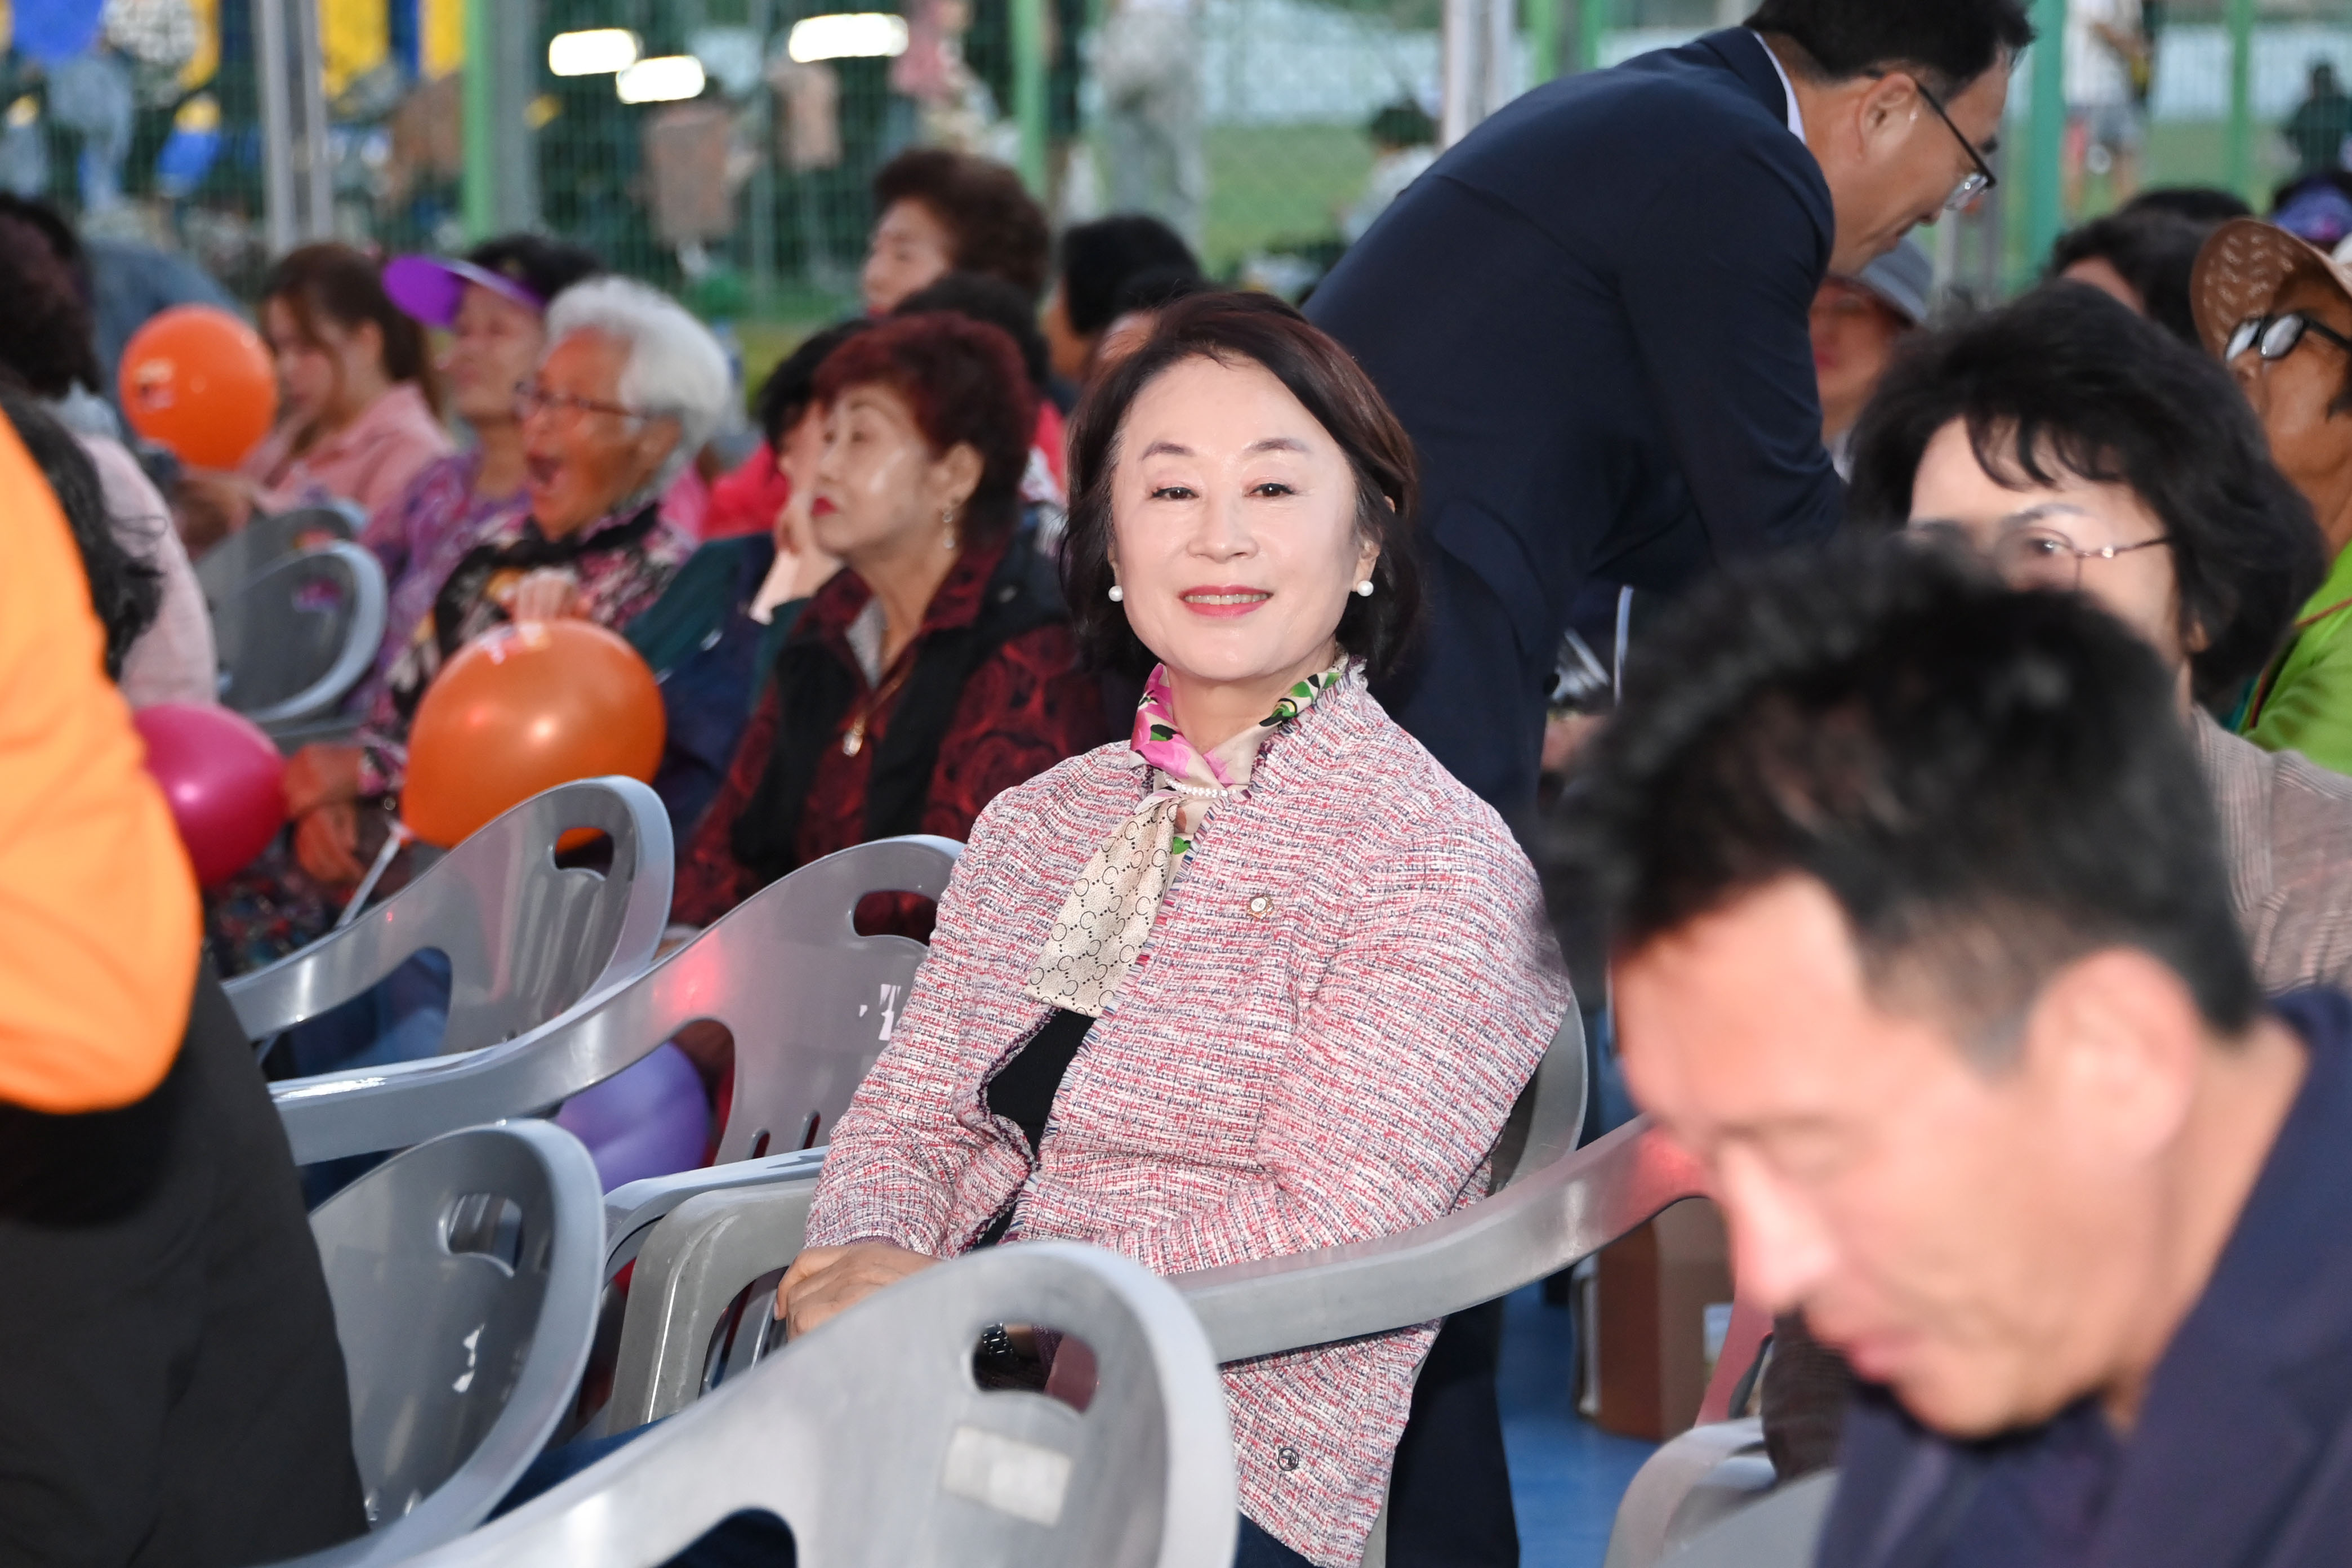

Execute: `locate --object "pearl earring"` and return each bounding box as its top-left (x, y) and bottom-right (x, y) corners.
top-left (1108, 583), bottom-right (1125, 603)
top-left (942, 506), bottom-right (959, 550)
top-left (1355, 579), bottom-right (1376, 598)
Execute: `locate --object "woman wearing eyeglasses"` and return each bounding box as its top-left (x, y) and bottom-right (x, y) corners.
top-left (1851, 282), bottom-right (2352, 1005)
top-left (2192, 218), bottom-right (2352, 779)
top-left (210, 278), bottom-right (722, 977)
top-left (1747, 281), bottom-right (2352, 1494)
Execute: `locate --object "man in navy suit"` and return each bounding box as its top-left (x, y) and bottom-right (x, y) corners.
top-left (1582, 542), bottom-right (2350, 1568)
top-left (1309, 0), bottom-right (2032, 814)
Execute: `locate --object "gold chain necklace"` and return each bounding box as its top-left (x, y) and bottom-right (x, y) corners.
top-left (840, 657), bottom-right (917, 757)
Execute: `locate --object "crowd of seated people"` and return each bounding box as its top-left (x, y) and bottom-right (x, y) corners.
top-left (25, 111), bottom-right (2352, 1568)
top-left (176, 241), bottom-right (453, 552)
top-left (212, 276), bottom-right (727, 990)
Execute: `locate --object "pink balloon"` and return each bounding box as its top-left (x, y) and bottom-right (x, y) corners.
top-left (132, 704), bottom-right (288, 887)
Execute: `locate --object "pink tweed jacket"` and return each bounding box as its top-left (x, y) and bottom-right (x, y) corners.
top-left (804, 671), bottom-right (1571, 1566)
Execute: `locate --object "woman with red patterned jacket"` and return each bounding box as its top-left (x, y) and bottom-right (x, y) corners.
top-left (670, 311), bottom-right (1106, 933)
top-left (781, 293), bottom-right (1571, 1568)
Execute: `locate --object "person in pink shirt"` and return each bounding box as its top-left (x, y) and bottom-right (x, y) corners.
top-left (177, 243), bottom-right (452, 551)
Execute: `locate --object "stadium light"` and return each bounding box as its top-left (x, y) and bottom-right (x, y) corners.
top-left (616, 55), bottom-right (709, 104)
top-left (547, 28), bottom-right (640, 77)
top-left (786, 14), bottom-right (911, 63)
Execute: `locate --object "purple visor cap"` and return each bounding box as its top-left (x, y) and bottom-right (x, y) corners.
top-left (383, 254), bottom-right (546, 328)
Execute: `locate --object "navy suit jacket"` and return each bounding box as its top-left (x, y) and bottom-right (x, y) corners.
top-left (1820, 988), bottom-right (2352, 1568)
top-left (1308, 29), bottom-right (1841, 809)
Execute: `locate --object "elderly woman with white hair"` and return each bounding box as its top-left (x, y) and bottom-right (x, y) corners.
top-left (213, 278), bottom-right (728, 980)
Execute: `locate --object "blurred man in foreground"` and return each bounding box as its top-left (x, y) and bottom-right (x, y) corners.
top-left (1569, 541), bottom-right (2350, 1565)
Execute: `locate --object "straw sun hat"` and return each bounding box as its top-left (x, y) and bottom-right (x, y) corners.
top-left (2191, 216), bottom-right (2352, 363)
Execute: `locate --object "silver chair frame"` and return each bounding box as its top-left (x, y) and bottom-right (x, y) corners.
top-left (288, 1121), bottom-right (607, 1568)
top-left (604, 1009), bottom-right (1713, 1433)
top-left (255, 778), bottom-right (674, 1165)
top-left (195, 500), bottom-right (364, 604)
top-left (404, 1244), bottom-right (1238, 1568)
top-left (215, 541), bottom-right (389, 731)
top-left (270, 835), bottom-right (956, 1172)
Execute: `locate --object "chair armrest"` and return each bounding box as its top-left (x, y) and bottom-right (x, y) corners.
top-left (1603, 1418), bottom-right (1769, 1568)
top-left (602, 1148), bottom-right (831, 1279)
top-left (1657, 1471), bottom-right (1835, 1568)
top-left (606, 1171), bottom-right (825, 1429)
top-left (1169, 1115), bottom-right (1707, 1362)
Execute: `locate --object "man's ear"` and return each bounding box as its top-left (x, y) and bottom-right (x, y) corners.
top-left (1855, 71), bottom-right (1925, 151)
top-left (2023, 949), bottom-right (2205, 1161)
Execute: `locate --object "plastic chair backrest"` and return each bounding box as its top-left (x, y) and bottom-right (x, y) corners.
top-left (213, 541), bottom-right (387, 728)
top-left (405, 1243), bottom-right (1237, 1568)
top-left (604, 1022), bottom-right (1708, 1432)
top-left (288, 1121), bottom-right (605, 1568)
top-left (238, 774), bottom-right (670, 1049)
top-left (1655, 1472), bottom-right (1834, 1568)
top-left (269, 835), bottom-right (952, 1171)
top-left (195, 501), bottom-right (364, 606)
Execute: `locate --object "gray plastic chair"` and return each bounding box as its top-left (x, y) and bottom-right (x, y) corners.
top-left (270, 834), bottom-right (957, 1176)
top-left (1655, 1472), bottom-right (1835, 1568)
top-left (195, 500), bottom-right (364, 605)
top-left (600, 1011), bottom-right (1716, 1443)
top-left (1603, 1418), bottom-right (1779, 1568)
top-left (213, 541), bottom-right (388, 732)
top-left (406, 1243), bottom-right (1237, 1568)
top-left (256, 778), bottom-right (674, 1166)
top-left (287, 1120), bottom-right (606, 1568)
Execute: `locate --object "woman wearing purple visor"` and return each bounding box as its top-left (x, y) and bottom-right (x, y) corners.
top-left (360, 237), bottom-right (604, 700)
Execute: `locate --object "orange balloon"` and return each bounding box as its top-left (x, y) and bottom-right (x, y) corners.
top-left (402, 620), bottom-right (666, 849)
top-left (119, 305), bottom-right (279, 470)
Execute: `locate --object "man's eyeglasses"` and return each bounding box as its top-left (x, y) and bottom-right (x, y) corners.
top-left (2224, 312), bottom-right (2352, 365)
top-left (1915, 78), bottom-right (1997, 212)
top-left (514, 380), bottom-right (653, 426)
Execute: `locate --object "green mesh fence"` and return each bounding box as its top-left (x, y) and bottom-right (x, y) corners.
top-left (5, 0), bottom-right (2347, 346)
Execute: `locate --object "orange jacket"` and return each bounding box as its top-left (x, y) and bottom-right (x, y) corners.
top-left (0, 419), bottom-right (199, 1111)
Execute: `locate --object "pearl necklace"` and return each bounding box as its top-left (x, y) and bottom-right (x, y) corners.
top-left (1162, 778), bottom-right (1241, 801)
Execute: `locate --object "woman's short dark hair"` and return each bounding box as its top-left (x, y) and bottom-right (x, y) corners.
top-left (1, 384), bottom-right (158, 679)
top-left (1061, 291), bottom-right (1424, 678)
top-left (811, 311), bottom-right (1036, 548)
top-left (895, 271), bottom-right (1051, 390)
top-left (465, 232), bottom-right (604, 306)
top-left (754, 318), bottom-right (872, 448)
top-left (262, 242), bottom-right (442, 416)
top-left (0, 211), bottom-right (101, 398)
top-left (1057, 215), bottom-right (1200, 338)
top-left (1847, 282), bottom-right (2326, 707)
top-left (872, 149), bottom-right (1051, 302)
top-left (2048, 208), bottom-right (2209, 347)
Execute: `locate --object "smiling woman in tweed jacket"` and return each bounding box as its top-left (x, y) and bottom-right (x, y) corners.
top-left (783, 292), bottom-right (1571, 1567)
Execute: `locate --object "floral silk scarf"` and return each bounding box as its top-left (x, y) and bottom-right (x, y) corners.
top-left (1022, 660), bottom-right (1345, 1018)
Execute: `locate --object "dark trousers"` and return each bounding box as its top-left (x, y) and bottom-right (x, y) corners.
top-left (0, 964), bottom-right (368, 1567)
top-left (1385, 1298), bottom-right (1518, 1566)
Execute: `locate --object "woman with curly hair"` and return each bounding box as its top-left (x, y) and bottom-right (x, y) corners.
top-left (859, 147), bottom-right (1050, 315)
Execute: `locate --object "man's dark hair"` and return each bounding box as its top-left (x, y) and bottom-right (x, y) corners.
top-left (1057, 215), bottom-right (1201, 338)
top-left (872, 149), bottom-right (1052, 301)
top-left (464, 231), bottom-right (603, 306)
top-left (1110, 264), bottom-right (1213, 320)
top-left (1847, 283), bottom-right (2324, 709)
top-left (1062, 291), bottom-right (1423, 677)
top-left (1744, 0), bottom-right (2035, 94)
top-left (2047, 208), bottom-right (2210, 346)
top-left (754, 318), bottom-right (872, 448)
top-left (2122, 185), bottom-right (2254, 226)
top-left (896, 271), bottom-right (1051, 390)
top-left (1566, 539), bottom-right (2260, 1058)
top-left (1, 384), bottom-right (159, 679)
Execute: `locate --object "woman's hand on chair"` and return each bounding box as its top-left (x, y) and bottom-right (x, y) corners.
top-left (501, 567), bottom-right (582, 622)
top-left (777, 1241), bottom-right (937, 1340)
